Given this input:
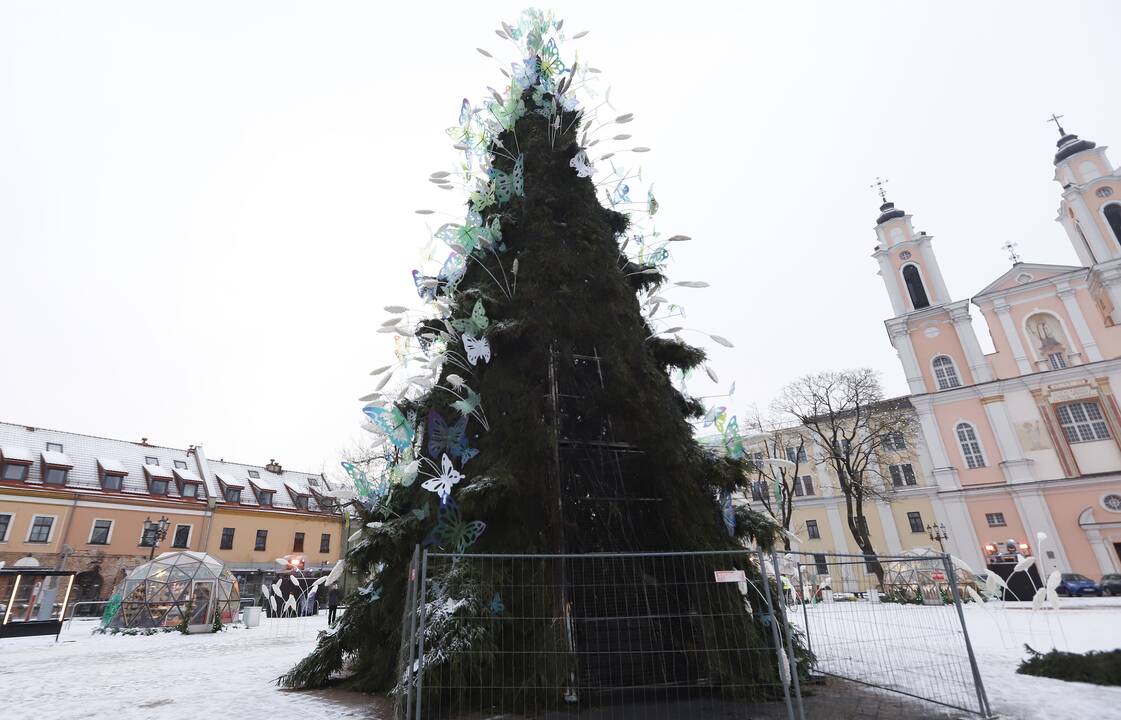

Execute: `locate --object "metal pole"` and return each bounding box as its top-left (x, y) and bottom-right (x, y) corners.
top-left (404, 545), bottom-right (420, 720)
top-left (796, 562), bottom-right (812, 661)
top-left (942, 554), bottom-right (993, 718)
top-left (772, 552), bottom-right (805, 720)
top-left (414, 549), bottom-right (430, 719)
top-left (757, 550), bottom-right (795, 720)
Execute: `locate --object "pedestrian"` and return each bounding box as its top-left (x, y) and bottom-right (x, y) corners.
top-left (327, 584), bottom-right (340, 626)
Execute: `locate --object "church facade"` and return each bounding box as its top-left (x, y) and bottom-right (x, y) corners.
top-left (876, 123), bottom-right (1121, 579)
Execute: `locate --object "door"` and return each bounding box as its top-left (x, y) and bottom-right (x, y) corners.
top-left (189, 580), bottom-right (214, 632)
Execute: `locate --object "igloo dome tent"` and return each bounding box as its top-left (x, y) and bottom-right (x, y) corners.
top-left (110, 551), bottom-right (239, 632)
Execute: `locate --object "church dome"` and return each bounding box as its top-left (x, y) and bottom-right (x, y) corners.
top-left (1054, 132), bottom-right (1096, 164)
top-left (876, 201), bottom-right (905, 224)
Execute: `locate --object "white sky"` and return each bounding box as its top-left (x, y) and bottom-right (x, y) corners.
top-left (2, 1), bottom-right (1119, 475)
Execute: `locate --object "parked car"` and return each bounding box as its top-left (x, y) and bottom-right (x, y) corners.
top-left (1100, 573), bottom-right (1121, 596)
top-left (1055, 573), bottom-right (1101, 596)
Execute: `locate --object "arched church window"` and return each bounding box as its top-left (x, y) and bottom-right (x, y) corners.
top-left (1104, 204), bottom-right (1121, 246)
top-left (955, 422), bottom-right (986, 469)
top-left (1025, 313), bottom-right (1071, 370)
top-left (901, 264), bottom-right (930, 309)
top-left (932, 355), bottom-right (961, 390)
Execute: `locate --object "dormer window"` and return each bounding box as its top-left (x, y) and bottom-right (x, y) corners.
top-left (145, 456), bottom-right (159, 466)
top-left (215, 472), bottom-right (245, 504)
top-left (250, 481), bottom-right (275, 507)
top-left (295, 495), bottom-right (309, 510)
top-left (173, 467), bottom-right (203, 499)
top-left (97, 457), bottom-right (128, 491)
top-left (248, 470), bottom-right (260, 479)
top-left (285, 482), bottom-right (312, 510)
top-left (173, 460), bottom-right (188, 470)
top-left (46, 442), bottom-right (63, 452)
top-left (1, 446), bottom-right (33, 482)
top-left (143, 463), bottom-right (173, 495)
top-left (41, 450), bottom-right (73, 485)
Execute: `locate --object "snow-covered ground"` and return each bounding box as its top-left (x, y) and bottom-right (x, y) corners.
top-left (0, 615), bottom-right (389, 720)
top-left (2, 601), bottom-right (1119, 719)
top-left (792, 596), bottom-right (1121, 719)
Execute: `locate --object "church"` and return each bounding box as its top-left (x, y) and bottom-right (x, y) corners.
top-left (876, 120), bottom-right (1121, 581)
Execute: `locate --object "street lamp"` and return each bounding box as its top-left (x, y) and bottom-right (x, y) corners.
top-left (142, 516), bottom-right (170, 560)
top-left (926, 522), bottom-right (949, 553)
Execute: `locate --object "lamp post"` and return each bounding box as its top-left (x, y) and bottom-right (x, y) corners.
top-left (926, 522), bottom-right (949, 553)
top-left (142, 516), bottom-right (170, 560)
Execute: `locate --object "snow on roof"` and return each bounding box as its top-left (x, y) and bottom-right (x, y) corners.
top-left (97, 457), bottom-right (128, 475)
top-left (1, 445), bottom-right (32, 463)
top-left (215, 472), bottom-right (244, 488)
top-left (41, 450), bottom-right (73, 467)
top-left (173, 467), bottom-right (202, 483)
top-left (143, 463), bottom-right (173, 480)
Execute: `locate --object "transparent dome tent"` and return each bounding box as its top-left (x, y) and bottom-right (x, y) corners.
top-left (109, 551), bottom-right (239, 632)
top-left (882, 547), bottom-right (977, 603)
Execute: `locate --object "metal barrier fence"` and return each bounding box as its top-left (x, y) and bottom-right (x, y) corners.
top-left (787, 551), bottom-right (993, 718)
top-left (397, 549), bottom-right (804, 720)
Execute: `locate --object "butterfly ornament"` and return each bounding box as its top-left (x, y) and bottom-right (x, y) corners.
top-left (488, 154), bottom-right (525, 203)
top-left (569, 150), bottom-right (595, 178)
top-left (449, 299), bottom-right (489, 336)
top-left (362, 405), bottom-right (416, 451)
top-left (426, 410), bottom-right (478, 463)
top-left (421, 453), bottom-right (464, 505)
top-left (424, 497), bottom-right (486, 553)
top-left (463, 333), bottom-right (491, 365)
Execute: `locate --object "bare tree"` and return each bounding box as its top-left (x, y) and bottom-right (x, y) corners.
top-left (775, 369), bottom-right (918, 587)
top-left (743, 411), bottom-right (808, 551)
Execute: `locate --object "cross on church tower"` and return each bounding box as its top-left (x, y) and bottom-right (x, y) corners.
top-left (1001, 240), bottom-right (1022, 264)
top-left (870, 176), bottom-right (889, 203)
top-left (1047, 113), bottom-right (1066, 137)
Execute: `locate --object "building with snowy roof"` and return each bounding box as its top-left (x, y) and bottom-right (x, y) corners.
top-left (0, 420), bottom-right (350, 611)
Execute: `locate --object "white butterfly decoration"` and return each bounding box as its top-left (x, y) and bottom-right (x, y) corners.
top-left (421, 453), bottom-right (464, 504)
top-left (463, 333), bottom-right (492, 365)
top-left (569, 150), bottom-right (595, 177)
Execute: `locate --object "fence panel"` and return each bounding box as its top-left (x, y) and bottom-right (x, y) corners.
top-left (403, 549), bottom-right (800, 719)
top-left (788, 551), bottom-right (992, 718)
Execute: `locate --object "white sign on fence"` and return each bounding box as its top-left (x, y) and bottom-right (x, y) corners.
top-left (713, 570), bottom-right (746, 583)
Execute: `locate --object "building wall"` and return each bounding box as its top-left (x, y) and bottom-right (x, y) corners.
top-left (205, 507), bottom-right (342, 572)
top-left (931, 398), bottom-right (1005, 486)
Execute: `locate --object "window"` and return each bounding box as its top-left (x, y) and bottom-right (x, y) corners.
top-left (793, 478), bottom-right (804, 497)
top-left (224, 487), bottom-right (242, 503)
top-left (1097, 187), bottom-right (1114, 199)
top-left (813, 553), bottom-right (828, 576)
top-left (294, 495), bottom-right (309, 510)
top-left (1048, 352), bottom-right (1067, 370)
top-left (255, 529), bottom-right (268, 551)
top-left (257, 490), bottom-right (274, 506)
top-left (906, 511), bottom-right (924, 533)
top-left (171, 524), bottom-right (191, 548)
top-left (28, 515), bottom-right (54, 543)
top-left (145, 456), bottom-right (159, 466)
top-left (150, 479), bottom-right (169, 495)
top-left (956, 423), bottom-right (986, 468)
top-left (46, 442), bottom-right (63, 452)
top-left (219, 527), bottom-right (235, 550)
top-left (43, 466), bottom-right (68, 485)
top-left (293, 532), bottom-right (305, 552)
top-left (985, 512), bottom-right (1006, 527)
top-left (173, 460), bottom-right (188, 470)
top-left (806, 519), bottom-right (820, 539)
top-left (748, 452), bottom-right (764, 471)
top-left (1055, 401), bottom-right (1111, 444)
top-left (101, 473), bottom-right (122, 491)
top-left (0, 513), bottom-right (10, 541)
top-left (1104, 204), bottom-right (1121, 244)
top-left (785, 446), bottom-right (807, 463)
top-left (248, 470), bottom-right (260, 479)
top-left (889, 463), bottom-right (917, 487)
top-left (181, 483), bottom-right (198, 498)
top-left (832, 438), bottom-right (851, 456)
top-left (750, 481), bottom-right (764, 502)
top-left (902, 264), bottom-right (930, 309)
top-left (320, 533), bottom-right (331, 553)
top-left (801, 475), bottom-right (815, 496)
top-left (933, 355), bottom-right (961, 390)
top-left (88, 519), bottom-right (112, 545)
top-left (883, 432), bottom-right (906, 451)
top-left (3, 463), bottom-right (29, 481)
top-left (308, 477), bottom-right (320, 488)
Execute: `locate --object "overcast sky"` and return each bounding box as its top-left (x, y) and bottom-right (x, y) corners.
top-left (2, 1), bottom-right (1119, 476)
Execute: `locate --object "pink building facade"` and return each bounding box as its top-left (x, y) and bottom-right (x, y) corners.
top-left (875, 124), bottom-right (1121, 580)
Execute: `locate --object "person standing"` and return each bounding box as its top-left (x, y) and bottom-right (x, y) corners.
top-left (327, 584), bottom-right (340, 626)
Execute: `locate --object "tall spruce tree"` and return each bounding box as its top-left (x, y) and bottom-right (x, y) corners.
top-left (283, 9), bottom-right (787, 702)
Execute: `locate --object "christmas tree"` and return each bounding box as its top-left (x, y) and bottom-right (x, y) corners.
top-left (283, 9), bottom-right (790, 706)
